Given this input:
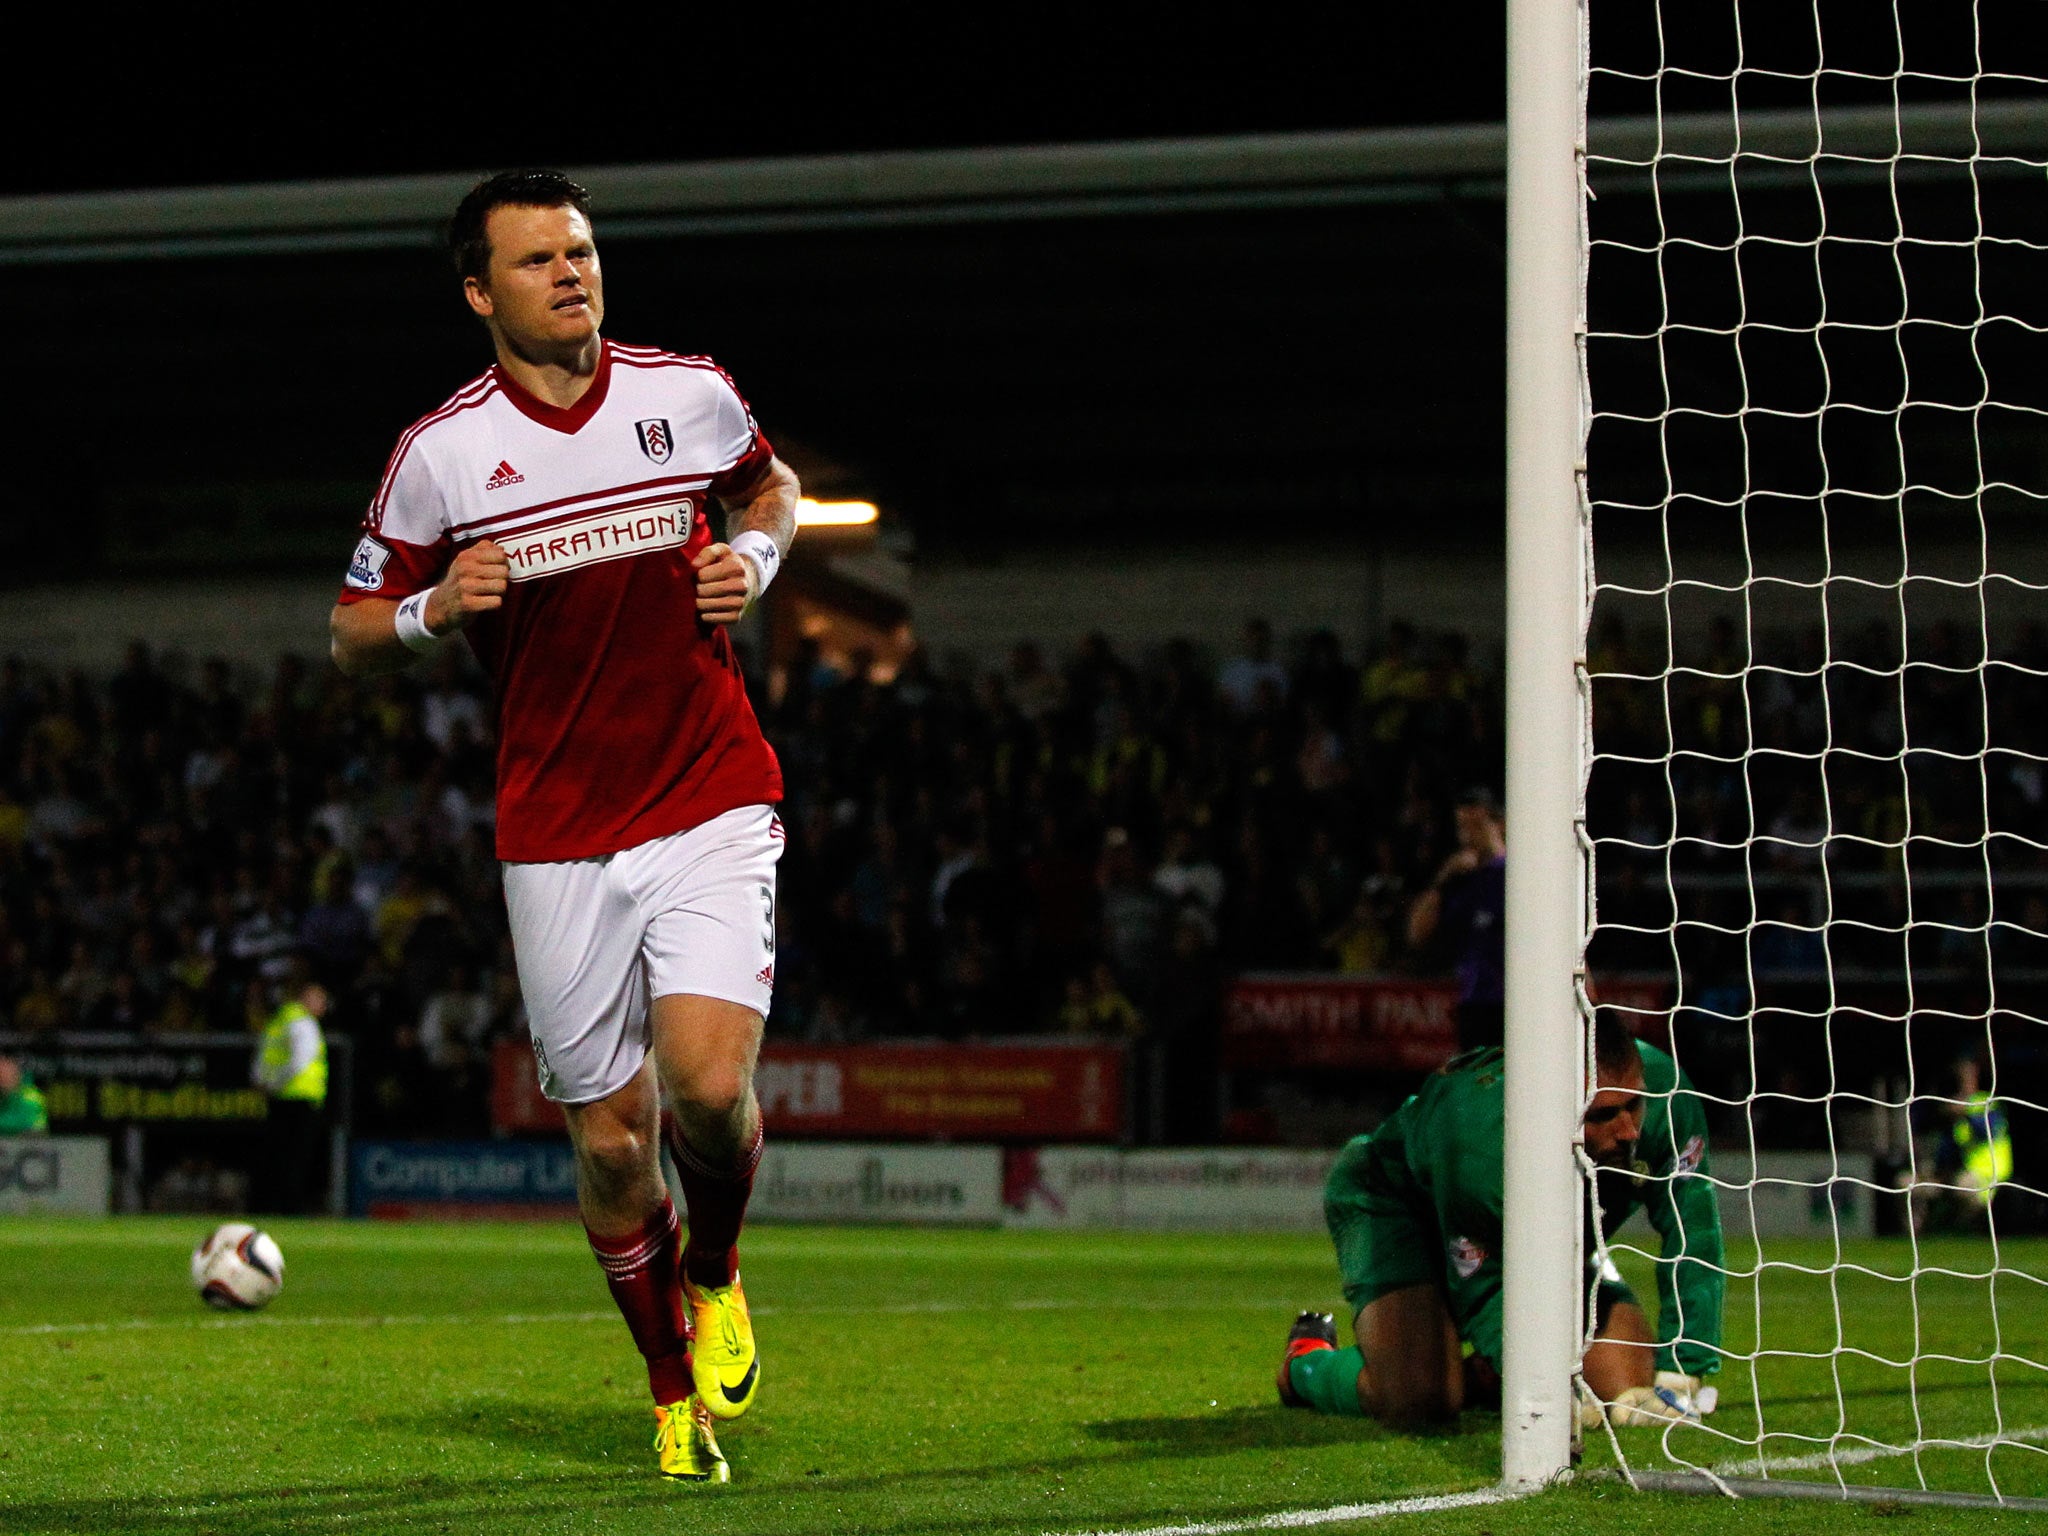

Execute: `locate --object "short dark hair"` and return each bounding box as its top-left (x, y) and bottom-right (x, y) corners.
top-left (1594, 1012), bottom-right (1643, 1082)
top-left (448, 170), bottom-right (592, 281)
top-left (1456, 785), bottom-right (1503, 817)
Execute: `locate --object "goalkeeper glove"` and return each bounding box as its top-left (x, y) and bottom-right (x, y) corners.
top-left (1609, 1379), bottom-right (1703, 1427)
top-left (1575, 1379), bottom-right (1606, 1430)
top-left (1655, 1370), bottom-right (1718, 1415)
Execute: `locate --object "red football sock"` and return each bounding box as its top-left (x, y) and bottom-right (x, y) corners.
top-left (586, 1198), bottom-right (693, 1404)
top-left (666, 1116), bottom-right (763, 1289)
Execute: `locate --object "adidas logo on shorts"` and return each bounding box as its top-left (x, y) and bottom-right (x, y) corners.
top-left (755, 965), bottom-right (774, 987)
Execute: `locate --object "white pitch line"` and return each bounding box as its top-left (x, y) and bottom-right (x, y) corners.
top-left (1051, 1487), bottom-right (1522, 1536)
top-left (1046, 1423), bottom-right (2048, 1536)
top-left (1709, 1422), bottom-right (2048, 1477)
top-left (1, 1293), bottom-right (1308, 1338)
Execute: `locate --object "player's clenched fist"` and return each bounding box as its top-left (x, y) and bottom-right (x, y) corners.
top-left (426, 538), bottom-right (511, 634)
top-left (692, 542), bottom-right (757, 626)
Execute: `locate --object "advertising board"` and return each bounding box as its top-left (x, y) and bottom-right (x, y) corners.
top-left (1701, 1151), bottom-right (1880, 1243)
top-left (1220, 976), bottom-right (1458, 1072)
top-left (493, 1039), bottom-right (1125, 1140)
top-left (0, 1136), bottom-right (111, 1215)
top-left (3, 1041), bottom-right (267, 1129)
top-left (1002, 1145), bottom-right (1337, 1231)
top-left (351, 1136), bottom-right (1003, 1226)
top-left (349, 1140), bottom-right (579, 1219)
top-left (749, 1142), bottom-right (1002, 1225)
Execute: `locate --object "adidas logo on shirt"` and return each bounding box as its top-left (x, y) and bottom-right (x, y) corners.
top-left (485, 460), bottom-right (525, 491)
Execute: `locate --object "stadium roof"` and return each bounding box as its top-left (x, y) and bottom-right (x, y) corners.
top-left (5, 102), bottom-right (2038, 264)
top-left (4, 96), bottom-right (2042, 583)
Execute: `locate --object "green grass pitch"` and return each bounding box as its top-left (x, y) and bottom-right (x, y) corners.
top-left (1, 1218), bottom-right (2043, 1535)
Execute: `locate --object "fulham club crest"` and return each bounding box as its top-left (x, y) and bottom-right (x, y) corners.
top-left (635, 418), bottom-right (674, 464)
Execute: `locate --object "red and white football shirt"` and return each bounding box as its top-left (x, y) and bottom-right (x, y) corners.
top-left (337, 340), bottom-right (783, 862)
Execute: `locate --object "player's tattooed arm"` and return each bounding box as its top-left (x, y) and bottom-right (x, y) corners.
top-left (694, 455), bottom-right (801, 626)
top-left (329, 540), bottom-right (509, 675)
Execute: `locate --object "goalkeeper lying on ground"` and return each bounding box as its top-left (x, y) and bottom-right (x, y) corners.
top-left (1279, 1014), bottom-right (1723, 1428)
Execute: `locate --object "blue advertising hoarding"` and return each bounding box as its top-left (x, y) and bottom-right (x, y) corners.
top-left (349, 1140), bottom-right (578, 1218)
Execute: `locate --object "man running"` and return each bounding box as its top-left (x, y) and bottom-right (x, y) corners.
top-left (332, 170), bottom-right (798, 1483)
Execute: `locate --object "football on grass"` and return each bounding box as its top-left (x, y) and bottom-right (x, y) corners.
top-left (190, 1223), bottom-right (285, 1311)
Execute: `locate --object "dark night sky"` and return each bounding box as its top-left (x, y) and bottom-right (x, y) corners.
top-left (8, 15), bottom-right (1503, 197)
top-left (8, 4), bottom-right (2028, 582)
top-left (2, 12), bottom-right (1517, 580)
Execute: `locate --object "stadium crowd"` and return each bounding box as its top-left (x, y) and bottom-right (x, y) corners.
top-left (0, 612), bottom-right (2041, 1140)
top-left (0, 619), bottom-right (1498, 1132)
top-left (1583, 614), bottom-right (2048, 1138)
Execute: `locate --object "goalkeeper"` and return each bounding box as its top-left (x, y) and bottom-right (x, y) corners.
top-left (1278, 1014), bottom-right (1723, 1428)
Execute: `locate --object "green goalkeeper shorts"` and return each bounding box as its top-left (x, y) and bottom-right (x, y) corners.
top-left (1324, 1132), bottom-right (1444, 1316)
top-left (1324, 1131), bottom-right (1508, 1368)
top-left (1323, 1132), bottom-right (1635, 1372)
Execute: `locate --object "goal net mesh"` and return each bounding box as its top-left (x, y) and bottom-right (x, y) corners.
top-left (1579, 0), bottom-right (2048, 1501)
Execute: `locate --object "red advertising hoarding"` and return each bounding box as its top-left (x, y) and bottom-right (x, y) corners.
top-left (1220, 975), bottom-right (1460, 1072)
top-left (492, 1039), bottom-right (1125, 1140)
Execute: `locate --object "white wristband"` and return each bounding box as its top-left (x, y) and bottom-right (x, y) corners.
top-left (393, 591), bottom-right (442, 654)
top-left (730, 531), bottom-right (782, 606)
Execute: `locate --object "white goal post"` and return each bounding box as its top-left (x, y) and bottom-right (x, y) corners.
top-left (1505, 0), bottom-right (2048, 1508)
top-left (1500, 0), bottom-right (1589, 1495)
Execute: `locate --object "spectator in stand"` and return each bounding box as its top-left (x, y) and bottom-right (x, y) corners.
top-left (1221, 819), bottom-right (1314, 970)
top-left (419, 962), bottom-right (493, 1070)
top-left (1098, 827), bottom-right (1169, 1002)
top-left (352, 827), bottom-right (402, 913)
top-left (419, 648), bottom-right (488, 754)
top-left (1296, 699), bottom-right (1352, 798)
top-left (1153, 822), bottom-right (1225, 923)
top-left (1296, 823), bottom-right (1361, 942)
top-left (1294, 630), bottom-right (1357, 728)
top-left (929, 815), bottom-right (983, 931)
top-left (1324, 878), bottom-right (1400, 975)
top-left (374, 862), bottom-right (443, 970)
top-left (1023, 810), bottom-right (1098, 986)
top-left (10, 969), bottom-right (64, 1036)
top-left (1007, 640), bottom-right (1065, 723)
top-left (0, 782), bottom-right (26, 853)
top-left (1060, 960), bottom-right (1142, 1039)
top-left (83, 969), bottom-right (149, 1032)
top-left (6, 609), bottom-right (2022, 1156)
top-left (1217, 618), bottom-right (1290, 718)
top-left (300, 857), bottom-right (372, 984)
top-left (1362, 622), bottom-right (1430, 746)
top-left (1152, 906), bottom-right (1225, 1142)
top-left (1406, 786), bottom-right (1507, 1051)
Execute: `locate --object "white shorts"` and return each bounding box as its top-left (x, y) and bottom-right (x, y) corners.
top-left (503, 804), bottom-right (783, 1105)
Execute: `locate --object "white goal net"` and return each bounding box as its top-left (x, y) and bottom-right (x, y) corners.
top-left (1578, 0), bottom-right (2048, 1505)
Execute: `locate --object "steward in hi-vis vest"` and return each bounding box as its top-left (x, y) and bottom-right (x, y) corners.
top-left (1951, 1091), bottom-right (2013, 1202)
top-left (251, 978), bottom-right (332, 1213)
top-left (256, 1000), bottom-right (329, 1106)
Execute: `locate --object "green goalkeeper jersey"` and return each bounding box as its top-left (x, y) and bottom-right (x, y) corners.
top-left (1324, 1042), bottom-right (1724, 1378)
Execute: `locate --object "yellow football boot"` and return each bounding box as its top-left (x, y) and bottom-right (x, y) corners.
top-left (653, 1396), bottom-right (730, 1483)
top-left (684, 1271), bottom-right (759, 1419)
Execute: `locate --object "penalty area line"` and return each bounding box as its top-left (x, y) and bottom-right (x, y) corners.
top-left (1051, 1487), bottom-right (1525, 1536)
